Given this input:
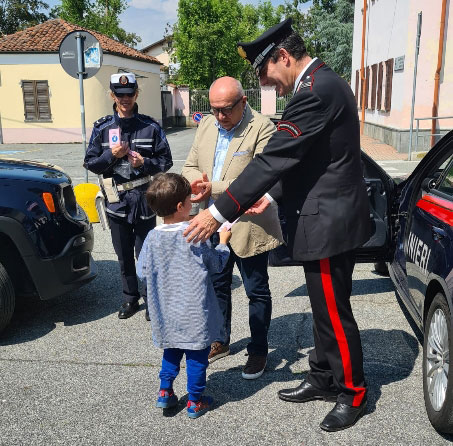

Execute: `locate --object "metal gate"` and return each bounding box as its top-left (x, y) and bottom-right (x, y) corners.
top-left (189, 89), bottom-right (262, 114)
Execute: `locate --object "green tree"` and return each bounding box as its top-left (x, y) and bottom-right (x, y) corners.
top-left (0, 0), bottom-right (50, 35)
top-left (53, 0), bottom-right (141, 47)
top-left (283, 0), bottom-right (354, 79)
top-left (171, 0), bottom-right (283, 89)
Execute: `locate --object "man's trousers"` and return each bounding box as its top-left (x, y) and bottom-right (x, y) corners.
top-left (211, 234), bottom-right (271, 356)
top-left (108, 215), bottom-right (156, 304)
top-left (303, 249), bottom-right (366, 407)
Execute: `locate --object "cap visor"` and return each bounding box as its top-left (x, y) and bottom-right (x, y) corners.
top-left (112, 87), bottom-right (136, 94)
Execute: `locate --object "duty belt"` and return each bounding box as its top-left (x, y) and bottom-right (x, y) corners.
top-left (116, 175), bottom-right (152, 192)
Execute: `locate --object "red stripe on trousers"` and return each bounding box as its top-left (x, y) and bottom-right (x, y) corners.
top-left (320, 258), bottom-right (365, 407)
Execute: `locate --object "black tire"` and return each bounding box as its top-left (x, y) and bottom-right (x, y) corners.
top-left (0, 262), bottom-right (15, 334)
top-left (423, 293), bottom-right (453, 433)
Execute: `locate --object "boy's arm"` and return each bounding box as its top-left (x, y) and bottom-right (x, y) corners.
top-left (201, 240), bottom-right (230, 274)
top-left (136, 236), bottom-right (149, 281)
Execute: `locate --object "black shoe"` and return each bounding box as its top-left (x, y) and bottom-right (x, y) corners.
top-left (145, 310), bottom-right (150, 321)
top-left (278, 380), bottom-right (339, 403)
top-left (320, 398), bottom-right (367, 432)
top-left (118, 302), bottom-right (139, 319)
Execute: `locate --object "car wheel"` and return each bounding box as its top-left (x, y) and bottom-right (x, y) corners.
top-left (0, 262), bottom-right (15, 334)
top-left (423, 293), bottom-right (453, 433)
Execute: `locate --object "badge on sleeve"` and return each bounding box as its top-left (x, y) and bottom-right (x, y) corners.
top-left (277, 121), bottom-right (302, 138)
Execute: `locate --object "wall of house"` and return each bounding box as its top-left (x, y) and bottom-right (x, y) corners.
top-left (143, 46), bottom-right (170, 66)
top-left (0, 53), bottom-right (161, 143)
top-left (351, 0), bottom-right (453, 152)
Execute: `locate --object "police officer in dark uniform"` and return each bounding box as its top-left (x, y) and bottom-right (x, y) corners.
top-left (184, 19), bottom-right (371, 431)
top-left (84, 73), bottom-right (172, 319)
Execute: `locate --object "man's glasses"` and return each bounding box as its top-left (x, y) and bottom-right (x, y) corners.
top-left (210, 96), bottom-right (243, 116)
top-left (114, 92), bottom-right (136, 98)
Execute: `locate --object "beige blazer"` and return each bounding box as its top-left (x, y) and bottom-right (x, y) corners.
top-left (182, 105), bottom-right (283, 258)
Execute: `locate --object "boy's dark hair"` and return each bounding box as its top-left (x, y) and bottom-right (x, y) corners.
top-left (146, 173), bottom-right (192, 217)
top-left (270, 32), bottom-right (307, 63)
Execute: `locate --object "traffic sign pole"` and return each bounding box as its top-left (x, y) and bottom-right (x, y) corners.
top-left (76, 32), bottom-right (88, 183)
top-left (59, 30), bottom-right (102, 184)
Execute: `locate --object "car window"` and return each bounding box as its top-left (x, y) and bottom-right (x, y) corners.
top-left (437, 160), bottom-right (453, 197)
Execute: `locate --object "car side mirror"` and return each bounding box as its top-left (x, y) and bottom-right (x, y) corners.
top-left (421, 177), bottom-right (436, 193)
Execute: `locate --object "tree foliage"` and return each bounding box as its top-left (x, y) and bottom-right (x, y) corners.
top-left (282, 0), bottom-right (354, 79)
top-left (171, 0), bottom-right (283, 89)
top-left (171, 0), bottom-right (354, 88)
top-left (0, 0), bottom-right (50, 35)
top-left (53, 0), bottom-right (141, 47)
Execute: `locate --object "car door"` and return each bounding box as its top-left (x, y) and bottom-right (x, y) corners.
top-left (355, 150), bottom-right (398, 263)
top-left (405, 154), bottom-right (453, 322)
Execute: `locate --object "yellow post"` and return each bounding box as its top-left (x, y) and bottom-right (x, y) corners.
top-left (74, 183), bottom-right (101, 223)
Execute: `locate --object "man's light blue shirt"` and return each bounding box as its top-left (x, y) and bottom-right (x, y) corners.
top-left (211, 109), bottom-right (246, 181)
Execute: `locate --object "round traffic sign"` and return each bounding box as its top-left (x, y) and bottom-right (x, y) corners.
top-left (192, 112), bottom-right (203, 123)
top-left (59, 30), bottom-right (103, 79)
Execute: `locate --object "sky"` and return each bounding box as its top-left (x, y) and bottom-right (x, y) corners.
top-left (45, 0), bottom-right (312, 50)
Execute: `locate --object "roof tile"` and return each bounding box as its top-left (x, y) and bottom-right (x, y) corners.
top-left (0, 19), bottom-right (161, 65)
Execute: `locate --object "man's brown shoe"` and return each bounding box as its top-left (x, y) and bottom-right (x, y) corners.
top-left (208, 342), bottom-right (230, 363)
top-left (242, 354), bottom-right (267, 379)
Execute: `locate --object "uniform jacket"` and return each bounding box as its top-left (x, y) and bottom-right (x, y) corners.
top-left (182, 105), bottom-right (282, 258)
top-left (84, 106), bottom-right (173, 223)
top-left (214, 60), bottom-right (372, 261)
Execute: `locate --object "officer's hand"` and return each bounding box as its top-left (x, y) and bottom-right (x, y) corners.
top-left (111, 143), bottom-right (128, 158)
top-left (245, 196), bottom-right (271, 215)
top-left (128, 151), bottom-right (144, 168)
top-left (183, 208), bottom-right (220, 243)
top-left (191, 173), bottom-right (212, 203)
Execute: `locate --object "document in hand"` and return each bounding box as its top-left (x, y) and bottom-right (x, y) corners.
top-left (217, 217), bottom-right (239, 232)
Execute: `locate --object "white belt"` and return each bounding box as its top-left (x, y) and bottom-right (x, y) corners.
top-left (116, 175), bottom-right (151, 192)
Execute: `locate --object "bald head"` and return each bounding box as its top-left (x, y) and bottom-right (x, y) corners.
top-left (209, 77), bottom-right (246, 130)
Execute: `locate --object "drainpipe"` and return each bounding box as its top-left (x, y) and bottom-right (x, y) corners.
top-left (431, 0), bottom-right (447, 147)
top-left (360, 0), bottom-right (367, 135)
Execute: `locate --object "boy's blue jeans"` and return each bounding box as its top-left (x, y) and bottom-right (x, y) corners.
top-left (159, 346), bottom-right (210, 402)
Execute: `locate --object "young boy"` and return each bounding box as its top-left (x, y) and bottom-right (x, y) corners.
top-left (137, 173), bottom-right (231, 419)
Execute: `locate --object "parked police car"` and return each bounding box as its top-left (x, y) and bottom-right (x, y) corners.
top-left (359, 130), bottom-right (453, 433)
top-left (0, 158), bottom-right (97, 334)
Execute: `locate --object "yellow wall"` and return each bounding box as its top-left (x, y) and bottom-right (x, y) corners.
top-left (0, 57), bottom-right (161, 143)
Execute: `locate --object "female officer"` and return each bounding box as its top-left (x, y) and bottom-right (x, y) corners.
top-left (84, 73), bottom-right (173, 319)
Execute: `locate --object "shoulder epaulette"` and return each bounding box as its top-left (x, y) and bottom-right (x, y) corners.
top-left (137, 113), bottom-right (158, 125)
top-left (93, 115), bottom-right (113, 127)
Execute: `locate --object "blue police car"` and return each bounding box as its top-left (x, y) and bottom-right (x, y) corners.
top-left (359, 130), bottom-right (453, 433)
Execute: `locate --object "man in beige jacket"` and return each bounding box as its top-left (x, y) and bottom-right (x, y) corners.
top-left (182, 77), bottom-right (282, 379)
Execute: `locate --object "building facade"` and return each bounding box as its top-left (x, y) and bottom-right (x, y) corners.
top-left (0, 19), bottom-right (162, 144)
top-left (351, 0), bottom-right (453, 153)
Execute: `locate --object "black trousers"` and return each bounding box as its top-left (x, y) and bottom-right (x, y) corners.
top-left (108, 215), bottom-right (156, 304)
top-left (303, 250), bottom-right (366, 407)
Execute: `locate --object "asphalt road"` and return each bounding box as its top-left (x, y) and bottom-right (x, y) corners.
top-left (1, 129), bottom-right (453, 445)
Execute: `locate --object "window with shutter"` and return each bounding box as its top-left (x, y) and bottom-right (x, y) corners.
top-left (21, 80), bottom-right (52, 121)
top-left (371, 64), bottom-right (377, 110)
top-left (377, 62), bottom-right (383, 110)
top-left (384, 59), bottom-right (394, 112)
top-left (365, 66), bottom-right (370, 109)
top-left (355, 70), bottom-right (360, 106)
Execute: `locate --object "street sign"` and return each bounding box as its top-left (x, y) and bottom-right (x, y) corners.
top-left (192, 112), bottom-right (203, 123)
top-left (59, 30), bottom-right (103, 79)
top-left (59, 30), bottom-right (104, 182)
top-left (394, 55), bottom-right (405, 72)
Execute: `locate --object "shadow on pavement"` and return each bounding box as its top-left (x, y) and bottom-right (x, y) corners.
top-left (206, 312), bottom-right (419, 414)
top-left (0, 260), bottom-right (126, 345)
top-left (285, 276), bottom-right (395, 297)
